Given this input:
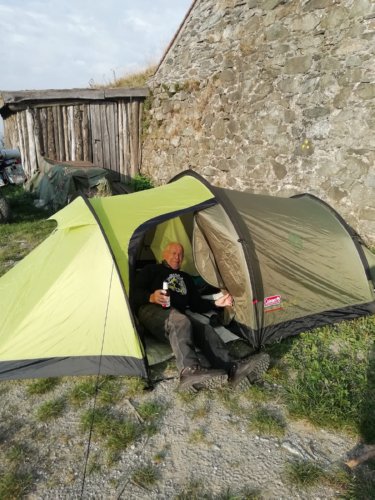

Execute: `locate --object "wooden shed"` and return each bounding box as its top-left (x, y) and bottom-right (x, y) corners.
top-left (0, 88), bottom-right (149, 180)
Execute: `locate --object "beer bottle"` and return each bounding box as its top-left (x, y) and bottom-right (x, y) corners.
top-left (162, 281), bottom-right (170, 309)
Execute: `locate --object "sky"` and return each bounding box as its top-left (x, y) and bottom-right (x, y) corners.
top-left (0, 0), bottom-right (192, 137)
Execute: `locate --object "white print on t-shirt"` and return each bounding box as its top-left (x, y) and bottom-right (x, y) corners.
top-left (166, 273), bottom-right (187, 295)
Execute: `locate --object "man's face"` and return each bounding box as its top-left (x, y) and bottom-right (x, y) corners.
top-left (163, 244), bottom-right (184, 270)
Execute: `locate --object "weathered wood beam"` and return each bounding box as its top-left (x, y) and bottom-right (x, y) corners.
top-left (0, 88), bottom-right (149, 115)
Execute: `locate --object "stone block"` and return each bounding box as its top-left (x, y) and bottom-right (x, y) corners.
top-left (271, 160), bottom-right (287, 179)
top-left (284, 55), bottom-right (313, 74)
top-left (333, 88), bottom-right (352, 109)
top-left (303, 107), bottom-right (330, 119)
top-left (265, 23), bottom-right (289, 41)
top-left (212, 119), bottom-right (227, 139)
top-left (320, 7), bottom-right (349, 29)
top-left (303, 0), bottom-right (335, 12)
top-left (291, 13), bottom-right (321, 32)
top-left (356, 83), bottom-right (375, 100)
top-left (263, 0), bottom-right (285, 10)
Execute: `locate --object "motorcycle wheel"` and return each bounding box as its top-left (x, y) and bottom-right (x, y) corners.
top-left (0, 195), bottom-right (11, 223)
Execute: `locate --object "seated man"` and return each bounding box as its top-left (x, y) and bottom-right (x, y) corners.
top-left (133, 241), bottom-right (269, 390)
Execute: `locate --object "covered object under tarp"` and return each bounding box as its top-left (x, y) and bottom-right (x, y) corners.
top-left (26, 157), bottom-right (113, 210)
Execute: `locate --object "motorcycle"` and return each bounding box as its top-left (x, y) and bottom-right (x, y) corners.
top-left (0, 149), bottom-right (26, 222)
top-left (0, 149), bottom-right (26, 187)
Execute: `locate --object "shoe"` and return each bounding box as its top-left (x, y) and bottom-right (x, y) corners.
top-left (179, 365), bottom-right (227, 390)
top-left (228, 353), bottom-right (270, 388)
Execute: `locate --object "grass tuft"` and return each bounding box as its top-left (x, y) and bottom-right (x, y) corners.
top-left (0, 470), bottom-right (34, 499)
top-left (80, 407), bottom-right (141, 462)
top-left (36, 397), bottom-right (65, 421)
top-left (69, 376), bottom-right (122, 406)
top-left (175, 479), bottom-right (211, 500)
top-left (131, 463), bottom-right (159, 488)
top-left (248, 405), bottom-right (286, 437)
top-left (90, 64), bottom-right (156, 89)
top-left (285, 459), bottom-right (326, 487)
top-left (136, 401), bottom-right (165, 421)
top-left (26, 377), bottom-right (60, 395)
top-left (5, 443), bottom-right (31, 464)
top-left (188, 427), bottom-right (209, 445)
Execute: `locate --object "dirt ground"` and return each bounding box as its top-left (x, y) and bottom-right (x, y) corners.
top-left (1, 357), bottom-right (369, 500)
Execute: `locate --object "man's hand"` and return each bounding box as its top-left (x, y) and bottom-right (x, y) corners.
top-left (214, 293), bottom-right (233, 308)
top-left (150, 289), bottom-right (169, 306)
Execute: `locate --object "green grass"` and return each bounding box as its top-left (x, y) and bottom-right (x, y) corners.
top-left (26, 377), bottom-right (60, 395)
top-left (248, 405), bottom-right (286, 437)
top-left (131, 463), bottom-right (159, 488)
top-left (279, 318), bottom-right (375, 436)
top-left (136, 401), bottom-right (165, 421)
top-left (36, 397), bottom-right (66, 421)
top-left (285, 459), bottom-right (326, 487)
top-left (0, 186), bottom-right (55, 277)
top-left (68, 376), bottom-right (122, 406)
top-left (80, 407), bottom-right (142, 462)
top-left (5, 443), bottom-right (31, 464)
top-left (0, 470), bottom-right (34, 499)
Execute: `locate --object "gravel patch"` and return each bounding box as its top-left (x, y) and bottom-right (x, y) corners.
top-left (0, 370), bottom-right (359, 500)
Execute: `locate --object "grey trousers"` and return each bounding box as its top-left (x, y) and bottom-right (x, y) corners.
top-left (138, 305), bottom-right (233, 373)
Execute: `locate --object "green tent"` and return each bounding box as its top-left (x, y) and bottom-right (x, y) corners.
top-left (0, 171), bottom-right (374, 380)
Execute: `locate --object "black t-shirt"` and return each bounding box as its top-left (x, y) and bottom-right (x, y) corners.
top-left (133, 263), bottom-right (213, 314)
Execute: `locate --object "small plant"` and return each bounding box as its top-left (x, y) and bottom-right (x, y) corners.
top-left (36, 397), bottom-right (65, 421)
top-left (215, 386), bottom-right (243, 415)
top-left (189, 401), bottom-right (210, 420)
top-left (285, 459), bottom-right (326, 487)
top-left (136, 401), bottom-right (165, 421)
top-left (175, 479), bottom-right (211, 500)
top-left (69, 376), bottom-right (122, 406)
top-left (188, 427), bottom-right (208, 445)
top-left (80, 407), bottom-right (141, 462)
top-left (0, 470), bottom-right (34, 499)
top-left (97, 377), bottom-right (123, 405)
top-left (131, 463), bottom-right (159, 488)
top-left (217, 486), bottom-right (263, 499)
top-left (243, 384), bottom-right (272, 403)
top-left (176, 387), bottom-right (199, 404)
top-left (152, 445), bottom-right (169, 464)
top-left (5, 443), bottom-right (31, 464)
top-left (123, 376), bottom-right (148, 397)
top-left (344, 465), bottom-right (375, 499)
top-left (248, 406), bottom-right (286, 437)
top-left (26, 377), bottom-right (60, 395)
top-left (69, 378), bottom-right (98, 405)
top-left (130, 174), bottom-right (154, 192)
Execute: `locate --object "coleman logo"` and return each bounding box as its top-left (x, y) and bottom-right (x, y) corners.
top-left (264, 295), bottom-right (281, 307)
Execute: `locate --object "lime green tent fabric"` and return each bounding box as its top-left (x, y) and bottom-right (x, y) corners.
top-left (90, 176), bottom-right (215, 292)
top-left (0, 197), bottom-right (145, 379)
top-left (0, 176), bottom-right (215, 380)
top-left (0, 171), bottom-right (374, 381)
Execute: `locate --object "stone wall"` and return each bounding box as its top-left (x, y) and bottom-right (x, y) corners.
top-left (141, 0), bottom-right (375, 244)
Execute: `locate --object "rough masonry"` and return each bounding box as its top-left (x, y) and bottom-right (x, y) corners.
top-left (141, 0), bottom-right (375, 244)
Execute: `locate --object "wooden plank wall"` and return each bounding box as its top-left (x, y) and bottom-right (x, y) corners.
top-left (3, 98), bottom-right (144, 180)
